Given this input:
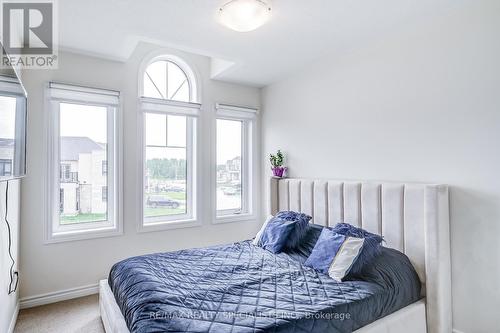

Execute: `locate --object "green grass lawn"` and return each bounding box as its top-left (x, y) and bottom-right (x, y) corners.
top-left (60, 213), bottom-right (107, 225)
top-left (144, 206), bottom-right (186, 217)
top-left (61, 207), bottom-right (186, 224)
top-left (60, 190), bottom-right (186, 224)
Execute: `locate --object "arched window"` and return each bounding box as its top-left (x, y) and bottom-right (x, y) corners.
top-left (139, 54), bottom-right (200, 230)
top-left (142, 58), bottom-right (196, 102)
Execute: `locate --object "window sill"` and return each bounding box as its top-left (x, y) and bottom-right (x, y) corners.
top-left (213, 213), bottom-right (256, 225)
top-left (138, 218), bottom-right (201, 233)
top-left (44, 226), bottom-right (122, 244)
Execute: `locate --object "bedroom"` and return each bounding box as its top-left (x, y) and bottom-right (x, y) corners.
top-left (0, 0), bottom-right (498, 332)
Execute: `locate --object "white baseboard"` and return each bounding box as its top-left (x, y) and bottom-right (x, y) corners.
top-left (8, 301), bottom-right (19, 333)
top-left (19, 283), bottom-right (99, 309)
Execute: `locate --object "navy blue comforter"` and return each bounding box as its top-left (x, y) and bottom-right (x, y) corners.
top-left (109, 228), bottom-right (420, 333)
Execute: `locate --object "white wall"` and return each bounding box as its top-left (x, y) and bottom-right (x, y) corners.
top-left (261, 2), bottom-right (499, 333)
top-left (0, 180), bottom-right (20, 333)
top-left (20, 43), bottom-right (261, 299)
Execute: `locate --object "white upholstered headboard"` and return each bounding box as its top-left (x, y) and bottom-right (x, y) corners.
top-left (269, 178), bottom-right (452, 333)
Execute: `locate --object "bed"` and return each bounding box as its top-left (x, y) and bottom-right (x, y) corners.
top-left (99, 178), bottom-right (452, 333)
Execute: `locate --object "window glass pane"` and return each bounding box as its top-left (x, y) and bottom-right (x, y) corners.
top-left (144, 61), bottom-right (167, 99)
top-left (142, 60), bottom-right (190, 102)
top-left (216, 119), bottom-right (242, 212)
top-left (172, 81), bottom-right (189, 103)
top-left (145, 113), bottom-right (166, 146)
top-left (59, 103), bottom-right (108, 225)
top-left (167, 115), bottom-right (186, 147)
top-left (167, 62), bottom-right (189, 102)
top-left (143, 73), bottom-right (163, 99)
top-left (145, 146), bottom-right (187, 219)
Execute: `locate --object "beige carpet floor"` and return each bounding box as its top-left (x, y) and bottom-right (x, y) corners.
top-left (14, 294), bottom-right (105, 333)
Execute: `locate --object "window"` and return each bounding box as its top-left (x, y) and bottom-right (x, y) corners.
top-left (143, 60), bottom-right (191, 102)
top-left (215, 104), bottom-right (257, 220)
top-left (0, 159), bottom-right (12, 176)
top-left (46, 83), bottom-right (122, 242)
top-left (144, 114), bottom-right (190, 221)
top-left (140, 56), bottom-right (200, 230)
top-left (216, 119), bottom-right (243, 214)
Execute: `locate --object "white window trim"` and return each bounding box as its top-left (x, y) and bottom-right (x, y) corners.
top-left (214, 103), bottom-right (259, 224)
top-left (44, 82), bottom-right (123, 244)
top-left (137, 108), bottom-right (201, 233)
top-left (137, 54), bottom-right (201, 232)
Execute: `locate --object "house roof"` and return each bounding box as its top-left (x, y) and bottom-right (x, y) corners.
top-left (61, 136), bottom-right (104, 161)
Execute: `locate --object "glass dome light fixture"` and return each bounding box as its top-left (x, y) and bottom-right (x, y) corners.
top-left (219, 0), bottom-right (272, 32)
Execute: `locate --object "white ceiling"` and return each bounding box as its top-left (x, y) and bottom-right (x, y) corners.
top-left (59, 0), bottom-right (464, 87)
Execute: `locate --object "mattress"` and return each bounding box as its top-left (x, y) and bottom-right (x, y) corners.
top-left (109, 229), bottom-right (421, 333)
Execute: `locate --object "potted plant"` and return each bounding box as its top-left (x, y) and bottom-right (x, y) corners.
top-left (270, 150), bottom-right (287, 178)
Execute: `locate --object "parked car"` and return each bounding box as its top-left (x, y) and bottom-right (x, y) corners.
top-left (147, 195), bottom-right (180, 208)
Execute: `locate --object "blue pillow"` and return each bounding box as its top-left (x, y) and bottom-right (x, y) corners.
top-left (331, 223), bottom-right (383, 276)
top-left (274, 211), bottom-right (312, 250)
top-left (258, 211), bottom-right (311, 253)
top-left (304, 228), bottom-right (364, 281)
top-left (258, 219), bottom-right (295, 253)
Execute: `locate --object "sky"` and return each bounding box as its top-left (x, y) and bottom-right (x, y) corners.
top-left (60, 103), bottom-right (108, 143)
top-left (217, 119), bottom-right (242, 165)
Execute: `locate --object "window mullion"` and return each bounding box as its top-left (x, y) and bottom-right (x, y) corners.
top-left (165, 115), bottom-right (169, 147)
top-left (165, 61), bottom-right (169, 100)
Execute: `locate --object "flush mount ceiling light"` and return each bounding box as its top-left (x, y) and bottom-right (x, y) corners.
top-left (219, 0), bottom-right (272, 32)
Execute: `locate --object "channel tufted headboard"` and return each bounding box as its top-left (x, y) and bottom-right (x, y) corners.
top-left (269, 178), bottom-right (452, 333)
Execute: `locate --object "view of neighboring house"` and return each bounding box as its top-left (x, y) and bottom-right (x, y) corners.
top-left (217, 156), bottom-right (241, 183)
top-left (217, 156), bottom-right (242, 199)
top-left (0, 138), bottom-right (14, 177)
top-left (60, 136), bottom-right (107, 216)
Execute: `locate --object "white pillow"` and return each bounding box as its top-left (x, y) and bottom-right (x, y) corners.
top-left (327, 236), bottom-right (364, 282)
top-left (252, 215), bottom-right (273, 246)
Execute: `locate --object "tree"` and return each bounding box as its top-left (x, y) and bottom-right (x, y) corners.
top-left (146, 158), bottom-right (187, 180)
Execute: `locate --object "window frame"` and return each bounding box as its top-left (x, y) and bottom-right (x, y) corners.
top-left (44, 83), bottom-right (123, 244)
top-left (143, 60), bottom-right (192, 102)
top-left (141, 112), bottom-right (196, 226)
top-left (139, 54), bottom-right (199, 104)
top-left (137, 53), bottom-right (201, 233)
top-left (215, 118), bottom-right (248, 217)
top-left (214, 104), bottom-right (258, 224)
